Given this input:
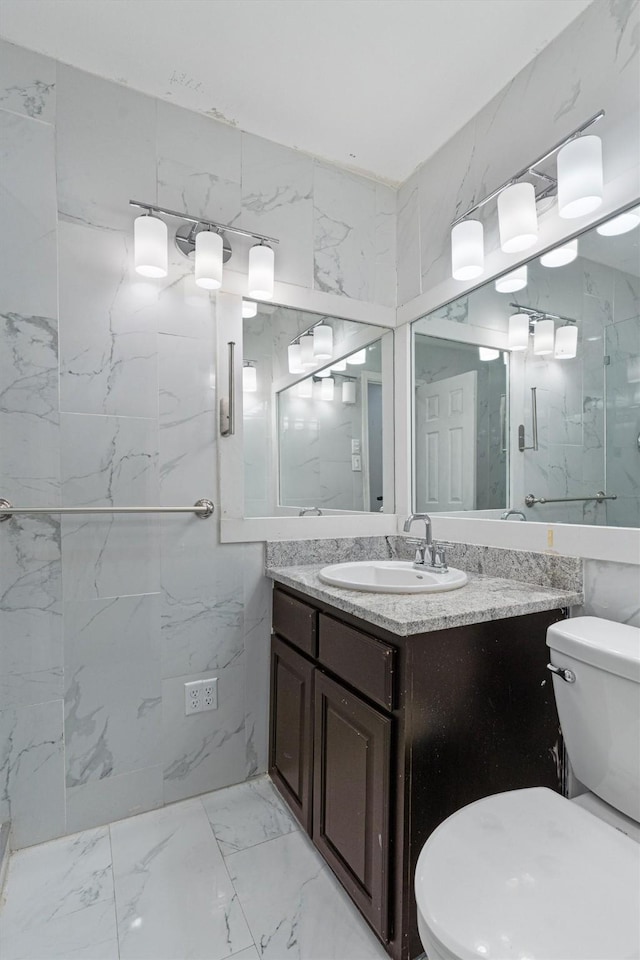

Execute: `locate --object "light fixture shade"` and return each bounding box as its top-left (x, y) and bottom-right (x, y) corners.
top-left (248, 244), bottom-right (275, 298)
top-left (596, 206), bottom-right (640, 236)
top-left (508, 313), bottom-right (530, 351)
top-left (451, 219), bottom-right (484, 280)
top-left (554, 325), bottom-right (578, 359)
top-left (348, 349), bottom-right (366, 365)
top-left (134, 214), bottom-right (168, 278)
top-left (300, 334), bottom-right (316, 369)
top-left (312, 380), bottom-right (323, 400)
top-left (242, 362), bottom-right (257, 392)
top-left (342, 381), bottom-right (356, 404)
top-left (313, 323), bottom-right (333, 359)
top-left (288, 344), bottom-right (304, 374)
top-left (495, 265), bottom-right (527, 293)
top-left (540, 239), bottom-right (578, 268)
top-left (316, 367), bottom-right (332, 378)
top-left (557, 135), bottom-right (603, 219)
top-left (195, 231), bottom-right (223, 289)
top-left (297, 378), bottom-right (313, 398)
top-left (242, 300), bottom-right (257, 318)
top-left (478, 347), bottom-right (500, 361)
top-left (320, 377), bottom-right (335, 401)
top-left (534, 318), bottom-right (555, 355)
top-left (331, 359), bottom-right (347, 372)
top-left (497, 183), bottom-right (538, 253)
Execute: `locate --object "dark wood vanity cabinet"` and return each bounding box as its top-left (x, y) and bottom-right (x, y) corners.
top-left (269, 584), bottom-right (566, 960)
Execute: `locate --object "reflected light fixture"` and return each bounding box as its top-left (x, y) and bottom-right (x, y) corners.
top-left (498, 183), bottom-right (538, 253)
top-left (313, 323), bottom-right (333, 360)
top-left (557, 135), bottom-right (603, 218)
top-left (508, 313), bottom-right (531, 351)
top-left (554, 324), bottom-right (578, 359)
top-left (300, 334), bottom-right (316, 369)
top-left (534, 318), bottom-right (555, 356)
top-left (242, 300), bottom-right (258, 318)
top-left (242, 361), bottom-right (257, 392)
top-left (248, 243), bottom-right (275, 299)
top-left (495, 265), bottom-right (527, 293)
top-left (134, 213), bottom-right (168, 278)
top-left (316, 367), bottom-right (332, 378)
top-left (331, 358), bottom-right (347, 372)
top-left (348, 349), bottom-right (367, 365)
top-left (540, 238), bottom-right (578, 268)
top-left (342, 380), bottom-right (356, 404)
top-left (297, 378), bottom-right (313, 398)
top-left (195, 230), bottom-right (223, 289)
top-left (451, 220), bottom-right (484, 280)
top-left (478, 347), bottom-right (500, 361)
top-left (320, 377), bottom-right (335, 401)
top-left (596, 206), bottom-right (640, 236)
top-left (288, 343), bottom-right (304, 374)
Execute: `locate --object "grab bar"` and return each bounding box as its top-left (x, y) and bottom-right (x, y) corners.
top-left (0, 498), bottom-right (214, 522)
top-left (524, 491), bottom-right (616, 507)
top-left (518, 387), bottom-right (538, 452)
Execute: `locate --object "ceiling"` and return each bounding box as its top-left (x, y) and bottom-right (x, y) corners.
top-left (0, 0), bottom-right (593, 184)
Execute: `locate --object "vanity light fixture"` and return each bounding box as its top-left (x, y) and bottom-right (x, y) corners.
top-left (134, 212), bottom-right (168, 278)
top-left (497, 183), bottom-right (538, 253)
top-left (129, 200), bottom-right (278, 295)
top-left (331, 358), bottom-right (347, 372)
top-left (315, 367), bottom-right (332, 378)
top-left (242, 300), bottom-right (258, 319)
top-left (300, 334), bottom-right (316, 369)
top-left (557, 135), bottom-right (603, 219)
top-left (540, 238), bottom-right (578, 268)
top-left (508, 313), bottom-right (531, 351)
top-left (248, 243), bottom-right (275, 299)
top-left (320, 377), bottom-right (335, 401)
top-left (554, 323), bottom-right (578, 359)
top-left (533, 318), bottom-right (555, 356)
top-left (342, 380), bottom-right (357, 404)
top-left (297, 378), bottom-right (313, 398)
top-left (495, 265), bottom-right (527, 293)
top-left (596, 205), bottom-right (640, 236)
top-left (287, 343), bottom-right (304, 374)
top-left (348, 349), bottom-right (367, 365)
top-left (313, 323), bottom-right (333, 360)
top-left (242, 360), bottom-right (257, 392)
top-left (449, 110), bottom-right (604, 281)
top-left (478, 347), bottom-right (500, 361)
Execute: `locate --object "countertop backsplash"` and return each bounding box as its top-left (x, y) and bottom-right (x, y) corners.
top-left (265, 537), bottom-right (583, 593)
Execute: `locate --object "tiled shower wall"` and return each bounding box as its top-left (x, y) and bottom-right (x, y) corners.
top-left (0, 38), bottom-right (396, 848)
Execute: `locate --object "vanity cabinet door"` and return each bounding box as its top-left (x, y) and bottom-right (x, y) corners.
top-left (269, 635), bottom-right (314, 833)
top-left (313, 670), bottom-right (392, 942)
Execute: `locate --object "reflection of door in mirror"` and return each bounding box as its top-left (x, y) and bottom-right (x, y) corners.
top-left (413, 335), bottom-right (507, 514)
top-left (362, 375), bottom-right (383, 510)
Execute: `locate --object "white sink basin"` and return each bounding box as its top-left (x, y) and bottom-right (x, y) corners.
top-left (318, 560), bottom-right (468, 594)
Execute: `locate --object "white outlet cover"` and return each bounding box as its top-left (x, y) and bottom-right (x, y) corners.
top-left (185, 680), bottom-right (202, 715)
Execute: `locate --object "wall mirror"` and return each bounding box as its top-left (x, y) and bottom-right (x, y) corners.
top-left (243, 304), bottom-right (394, 518)
top-left (412, 202), bottom-right (640, 529)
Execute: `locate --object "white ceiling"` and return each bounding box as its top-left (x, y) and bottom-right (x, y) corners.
top-left (0, 0), bottom-right (593, 184)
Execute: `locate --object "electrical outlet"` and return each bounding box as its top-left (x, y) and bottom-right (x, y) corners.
top-left (184, 678), bottom-right (218, 715)
top-left (351, 454), bottom-right (362, 472)
top-left (351, 439), bottom-right (361, 454)
top-left (202, 678), bottom-right (218, 710)
top-left (185, 680), bottom-right (202, 715)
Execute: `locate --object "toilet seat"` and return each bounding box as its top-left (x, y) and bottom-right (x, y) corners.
top-left (415, 787), bottom-right (640, 960)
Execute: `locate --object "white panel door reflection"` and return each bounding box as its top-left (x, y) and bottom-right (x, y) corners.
top-left (416, 370), bottom-right (477, 511)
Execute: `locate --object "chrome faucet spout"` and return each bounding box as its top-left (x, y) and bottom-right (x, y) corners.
top-left (402, 513), bottom-right (432, 543)
top-left (403, 513), bottom-right (448, 572)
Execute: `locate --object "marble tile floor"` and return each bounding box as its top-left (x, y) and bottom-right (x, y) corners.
top-left (0, 776), bottom-right (389, 960)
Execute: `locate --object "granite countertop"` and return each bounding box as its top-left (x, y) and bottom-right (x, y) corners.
top-left (266, 563), bottom-right (583, 637)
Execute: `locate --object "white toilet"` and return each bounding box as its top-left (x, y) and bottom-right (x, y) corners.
top-left (415, 616), bottom-right (640, 960)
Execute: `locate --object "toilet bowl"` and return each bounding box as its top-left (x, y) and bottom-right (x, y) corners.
top-left (414, 617), bottom-right (640, 960)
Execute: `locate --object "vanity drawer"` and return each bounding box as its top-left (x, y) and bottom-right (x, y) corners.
top-left (273, 588), bottom-right (318, 657)
top-left (318, 614), bottom-right (395, 712)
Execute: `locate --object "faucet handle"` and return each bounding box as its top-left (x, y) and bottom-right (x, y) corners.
top-left (430, 542), bottom-right (448, 572)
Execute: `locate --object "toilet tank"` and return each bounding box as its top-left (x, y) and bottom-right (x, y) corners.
top-left (547, 617), bottom-right (640, 824)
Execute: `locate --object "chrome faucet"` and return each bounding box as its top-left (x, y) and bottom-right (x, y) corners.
top-left (501, 509), bottom-right (526, 521)
top-left (402, 513), bottom-right (448, 573)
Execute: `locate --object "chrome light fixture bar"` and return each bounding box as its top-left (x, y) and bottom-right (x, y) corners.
top-left (129, 200), bottom-right (280, 247)
top-left (451, 111), bottom-right (604, 279)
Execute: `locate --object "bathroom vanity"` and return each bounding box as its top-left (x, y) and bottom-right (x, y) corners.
top-left (267, 562), bottom-right (583, 960)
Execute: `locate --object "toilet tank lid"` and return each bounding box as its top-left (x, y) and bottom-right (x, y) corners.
top-left (547, 616), bottom-right (640, 682)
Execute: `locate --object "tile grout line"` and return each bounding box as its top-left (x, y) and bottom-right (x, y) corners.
top-left (107, 824), bottom-right (123, 960)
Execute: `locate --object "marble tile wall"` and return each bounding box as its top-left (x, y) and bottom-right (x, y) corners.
top-left (397, 0), bottom-right (640, 307)
top-left (0, 38), bottom-right (394, 848)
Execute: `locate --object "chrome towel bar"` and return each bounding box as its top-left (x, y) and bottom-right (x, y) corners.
top-left (0, 498), bottom-right (214, 522)
top-left (524, 491), bottom-right (616, 507)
